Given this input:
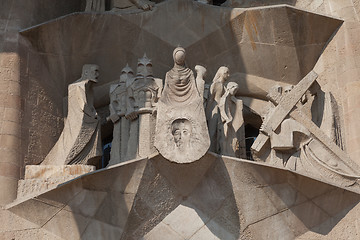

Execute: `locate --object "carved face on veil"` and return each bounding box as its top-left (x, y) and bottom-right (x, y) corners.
top-left (171, 119), bottom-right (192, 148)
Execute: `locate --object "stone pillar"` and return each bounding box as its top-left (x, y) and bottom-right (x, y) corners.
top-left (0, 52), bottom-right (21, 205)
top-left (0, 4), bottom-right (23, 205)
top-left (0, 0), bottom-right (81, 206)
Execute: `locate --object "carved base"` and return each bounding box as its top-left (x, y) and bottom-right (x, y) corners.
top-left (17, 165), bottom-right (95, 199)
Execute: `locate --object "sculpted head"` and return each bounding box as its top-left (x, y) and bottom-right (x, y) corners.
top-left (137, 53), bottom-right (153, 78)
top-left (226, 82), bottom-right (238, 95)
top-left (171, 119), bottom-right (192, 148)
top-left (120, 64), bottom-right (134, 84)
top-left (173, 47), bottom-right (186, 66)
top-left (213, 66), bottom-right (230, 83)
top-left (82, 64), bottom-right (100, 82)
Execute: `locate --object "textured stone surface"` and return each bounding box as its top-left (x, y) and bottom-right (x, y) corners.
top-left (1, 0), bottom-right (360, 239)
top-left (2, 155), bottom-right (359, 239)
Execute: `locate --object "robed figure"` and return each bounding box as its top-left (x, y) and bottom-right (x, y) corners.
top-left (42, 64), bottom-right (102, 166)
top-left (154, 47), bottom-right (210, 163)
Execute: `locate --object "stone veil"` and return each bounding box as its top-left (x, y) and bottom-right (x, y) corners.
top-left (154, 47), bottom-right (210, 163)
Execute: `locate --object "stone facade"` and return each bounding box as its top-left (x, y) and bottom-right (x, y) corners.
top-left (1, 0), bottom-right (360, 239)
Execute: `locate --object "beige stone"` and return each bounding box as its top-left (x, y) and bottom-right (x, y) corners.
top-left (41, 64), bottom-right (102, 166)
top-left (2, 0), bottom-right (360, 239)
top-left (154, 47), bottom-right (210, 163)
top-left (4, 154), bottom-right (360, 239)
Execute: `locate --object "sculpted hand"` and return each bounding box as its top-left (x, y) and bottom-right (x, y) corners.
top-left (133, 0), bottom-right (155, 11)
top-left (125, 111), bottom-right (138, 121)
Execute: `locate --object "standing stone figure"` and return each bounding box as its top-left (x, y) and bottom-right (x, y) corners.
top-left (218, 82), bottom-right (246, 158)
top-left (108, 54), bottom-right (161, 166)
top-left (155, 47), bottom-right (210, 163)
top-left (205, 66), bottom-right (230, 152)
top-left (42, 64), bottom-right (102, 166)
top-left (108, 64), bottom-right (134, 165)
top-left (125, 54), bottom-right (160, 160)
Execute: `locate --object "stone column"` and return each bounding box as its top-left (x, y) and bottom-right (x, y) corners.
top-left (0, 5), bottom-right (23, 205)
top-left (0, 52), bottom-right (21, 205)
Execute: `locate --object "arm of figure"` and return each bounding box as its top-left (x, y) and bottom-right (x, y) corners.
top-left (154, 78), bottom-right (163, 100)
top-left (107, 103), bottom-right (120, 123)
top-left (195, 65), bottom-right (206, 98)
top-left (219, 99), bottom-right (232, 124)
top-left (125, 87), bottom-right (138, 120)
top-left (130, 0), bottom-right (155, 10)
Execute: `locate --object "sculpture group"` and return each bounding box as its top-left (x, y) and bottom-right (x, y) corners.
top-left (40, 46), bottom-right (360, 191)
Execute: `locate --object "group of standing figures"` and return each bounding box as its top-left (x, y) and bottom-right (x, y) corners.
top-left (40, 46), bottom-right (360, 187)
top-left (40, 46), bottom-right (246, 167)
top-left (108, 47), bottom-right (246, 164)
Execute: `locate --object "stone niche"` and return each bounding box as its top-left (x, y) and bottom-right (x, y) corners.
top-left (2, 0), bottom-right (360, 239)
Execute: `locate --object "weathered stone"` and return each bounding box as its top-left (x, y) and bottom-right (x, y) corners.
top-left (41, 64), bottom-right (102, 166)
top-left (1, 0), bottom-right (360, 239)
top-left (154, 47), bottom-right (210, 163)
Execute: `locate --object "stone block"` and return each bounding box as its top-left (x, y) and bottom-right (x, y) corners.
top-left (65, 189), bottom-right (107, 218)
top-left (262, 183), bottom-right (308, 211)
top-left (247, 210), bottom-right (296, 240)
top-left (93, 191), bottom-right (134, 227)
top-left (312, 188), bottom-right (360, 217)
top-left (0, 134), bottom-right (21, 149)
top-left (3, 107), bottom-right (22, 123)
top-left (0, 162), bottom-right (19, 179)
top-left (162, 202), bottom-right (209, 239)
top-left (0, 208), bottom-right (38, 232)
top-left (24, 165), bottom-right (95, 180)
top-left (143, 222), bottom-right (184, 240)
top-left (36, 179), bottom-right (84, 208)
top-left (81, 219), bottom-right (124, 240)
top-left (288, 174), bottom-right (335, 199)
top-left (42, 209), bottom-right (90, 239)
top-left (190, 220), bottom-right (237, 240)
top-left (234, 186), bottom-right (279, 227)
top-left (0, 175), bottom-right (18, 205)
top-left (0, 120), bottom-right (21, 137)
top-left (8, 198), bottom-right (60, 227)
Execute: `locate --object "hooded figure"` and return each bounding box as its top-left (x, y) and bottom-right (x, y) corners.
top-left (154, 47), bottom-right (210, 163)
top-left (161, 47), bottom-right (200, 105)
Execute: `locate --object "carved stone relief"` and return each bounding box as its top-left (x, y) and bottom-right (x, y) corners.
top-left (41, 64), bottom-right (102, 166)
top-left (108, 55), bottom-right (161, 165)
top-left (218, 82), bottom-right (246, 158)
top-left (251, 71), bottom-right (360, 183)
top-left (154, 47), bottom-right (210, 163)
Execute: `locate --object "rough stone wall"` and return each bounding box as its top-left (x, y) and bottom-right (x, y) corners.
top-left (294, 0), bottom-right (360, 165)
top-left (0, 0), bottom-right (81, 205)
